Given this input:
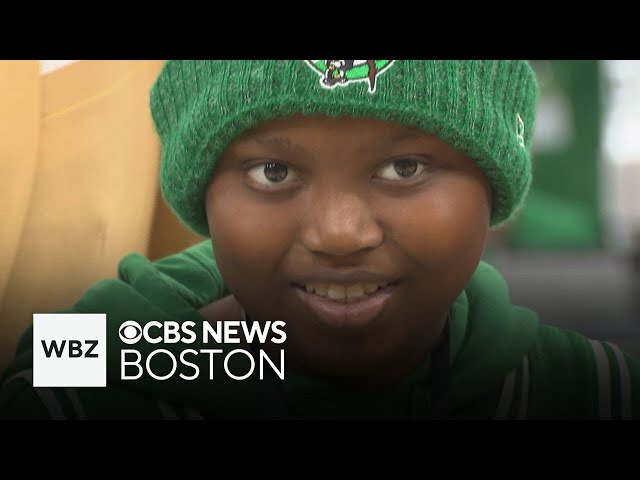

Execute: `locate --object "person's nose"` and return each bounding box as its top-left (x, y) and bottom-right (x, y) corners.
top-left (299, 190), bottom-right (384, 258)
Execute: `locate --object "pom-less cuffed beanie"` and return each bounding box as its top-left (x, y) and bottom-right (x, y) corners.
top-left (150, 60), bottom-right (539, 237)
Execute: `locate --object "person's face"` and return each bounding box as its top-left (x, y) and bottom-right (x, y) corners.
top-left (205, 115), bottom-right (492, 388)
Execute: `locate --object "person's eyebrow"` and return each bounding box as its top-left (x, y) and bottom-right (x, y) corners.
top-left (239, 133), bottom-right (311, 157)
top-left (355, 131), bottom-right (428, 155)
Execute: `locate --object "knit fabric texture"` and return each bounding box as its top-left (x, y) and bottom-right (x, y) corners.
top-left (150, 60), bottom-right (539, 237)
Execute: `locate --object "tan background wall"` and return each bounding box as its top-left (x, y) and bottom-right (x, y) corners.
top-left (0, 60), bottom-right (202, 372)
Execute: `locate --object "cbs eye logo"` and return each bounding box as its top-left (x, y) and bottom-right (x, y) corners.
top-left (119, 320), bottom-right (142, 345)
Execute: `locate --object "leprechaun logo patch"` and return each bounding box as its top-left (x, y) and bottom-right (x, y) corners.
top-left (305, 60), bottom-right (395, 94)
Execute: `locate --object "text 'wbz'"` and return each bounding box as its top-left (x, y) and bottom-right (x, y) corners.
top-left (119, 320), bottom-right (286, 381)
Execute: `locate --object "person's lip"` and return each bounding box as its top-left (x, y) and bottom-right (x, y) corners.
top-left (291, 281), bottom-right (399, 329)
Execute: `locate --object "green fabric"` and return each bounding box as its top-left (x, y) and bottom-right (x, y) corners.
top-left (150, 60), bottom-right (539, 235)
top-left (2, 241), bottom-right (639, 419)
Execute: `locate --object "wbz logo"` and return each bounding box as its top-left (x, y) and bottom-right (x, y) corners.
top-left (33, 313), bottom-right (106, 387)
top-left (41, 339), bottom-right (99, 358)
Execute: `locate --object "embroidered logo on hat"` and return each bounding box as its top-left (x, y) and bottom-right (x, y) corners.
top-left (516, 113), bottom-right (525, 148)
top-left (305, 60), bottom-right (395, 94)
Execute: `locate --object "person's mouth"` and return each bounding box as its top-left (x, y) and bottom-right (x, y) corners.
top-left (291, 276), bottom-right (400, 328)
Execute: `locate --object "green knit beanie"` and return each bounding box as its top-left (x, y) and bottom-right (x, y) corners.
top-left (150, 60), bottom-right (539, 237)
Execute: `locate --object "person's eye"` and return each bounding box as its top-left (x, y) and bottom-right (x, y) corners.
top-left (246, 162), bottom-right (300, 190)
top-left (375, 158), bottom-right (428, 182)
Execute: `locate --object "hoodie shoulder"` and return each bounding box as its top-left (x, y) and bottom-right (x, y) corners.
top-left (526, 323), bottom-right (640, 419)
top-left (0, 241), bottom-right (229, 419)
top-left (4, 240), bottom-right (224, 364)
top-left (461, 262), bottom-right (640, 419)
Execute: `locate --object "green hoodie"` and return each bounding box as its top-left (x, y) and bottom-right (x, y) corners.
top-left (1, 240), bottom-right (638, 420)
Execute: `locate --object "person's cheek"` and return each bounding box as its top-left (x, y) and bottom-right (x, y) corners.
top-left (429, 179), bottom-right (491, 288)
top-left (384, 178), bottom-right (490, 277)
top-left (206, 183), bottom-right (295, 294)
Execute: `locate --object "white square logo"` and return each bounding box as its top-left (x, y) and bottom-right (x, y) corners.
top-left (33, 313), bottom-right (107, 387)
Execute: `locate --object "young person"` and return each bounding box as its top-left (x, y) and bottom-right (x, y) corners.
top-left (1, 60), bottom-right (637, 420)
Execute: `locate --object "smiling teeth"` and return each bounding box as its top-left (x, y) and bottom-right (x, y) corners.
top-left (305, 282), bottom-right (389, 303)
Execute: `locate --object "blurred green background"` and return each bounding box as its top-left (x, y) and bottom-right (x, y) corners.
top-left (507, 60), bottom-right (603, 250)
top-left (485, 60), bottom-right (640, 358)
